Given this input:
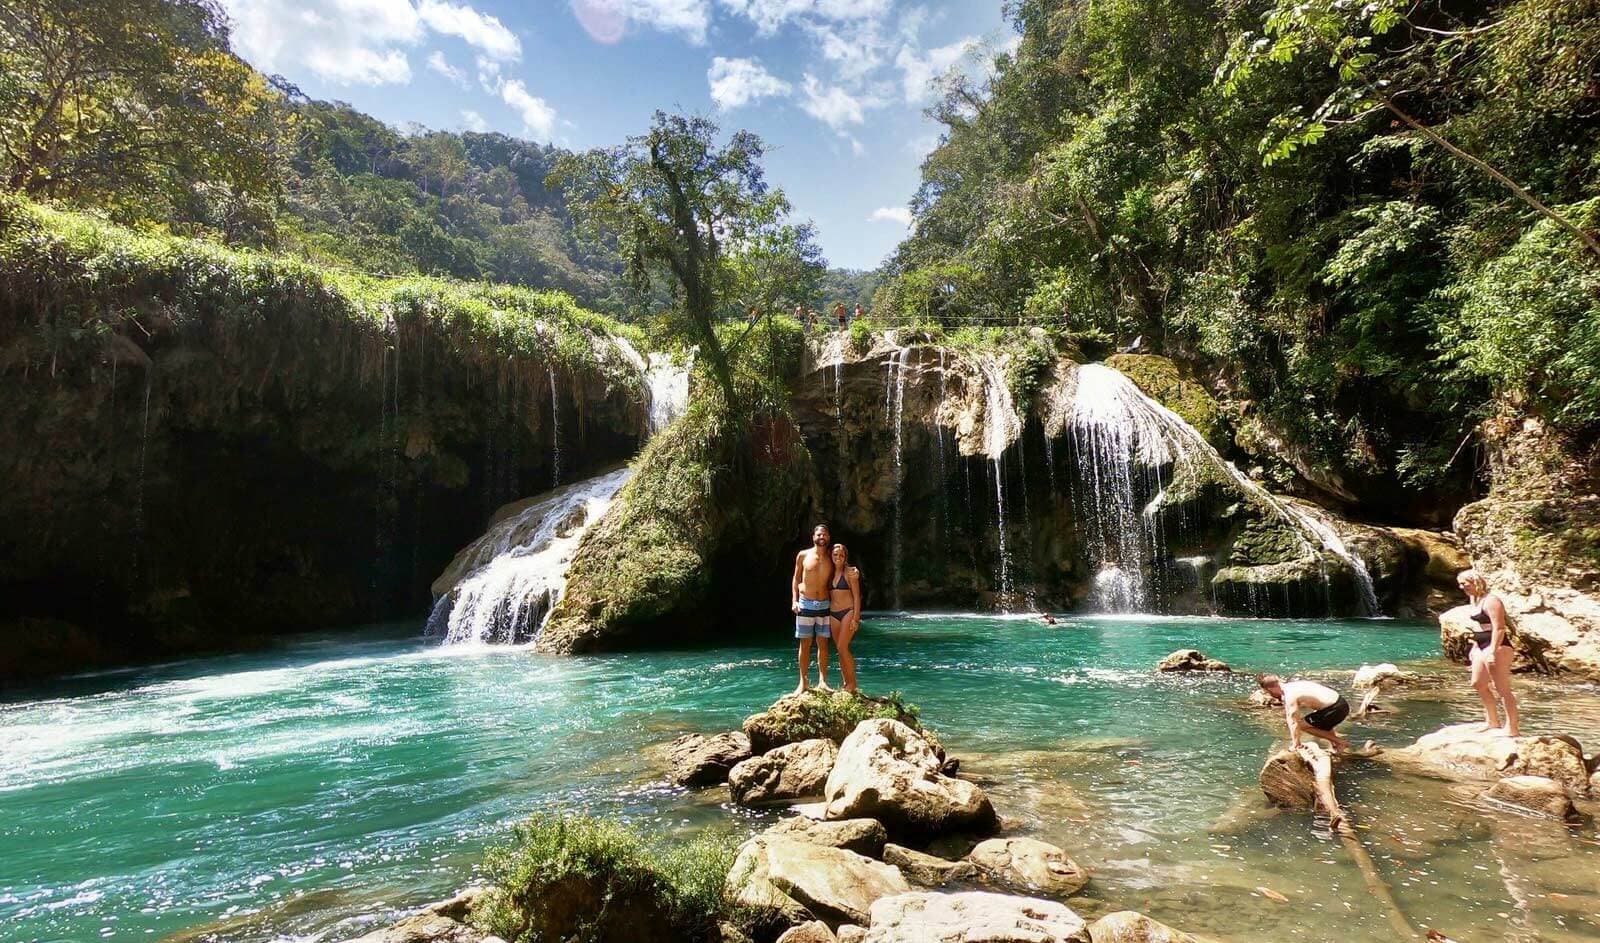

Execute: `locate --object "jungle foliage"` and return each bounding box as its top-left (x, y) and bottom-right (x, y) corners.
top-left (877, 0), bottom-right (1600, 495)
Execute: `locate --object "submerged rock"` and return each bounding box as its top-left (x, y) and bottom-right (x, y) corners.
top-left (861, 891), bottom-right (1087, 943)
top-left (764, 817), bottom-right (888, 858)
top-left (667, 731), bottom-right (753, 787)
top-left (1086, 911), bottom-right (1203, 943)
top-left (1156, 650), bottom-right (1231, 673)
top-left (1246, 688), bottom-right (1281, 709)
top-left (1484, 775), bottom-right (1578, 819)
top-left (881, 844), bottom-right (978, 887)
top-left (726, 834), bottom-right (910, 929)
top-left (824, 719), bottom-right (997, 840)
top-left (966, 837), bottom-right (1089, 898)
top-left (730, 738), bottom-right (838, 806)
top-left (1386, 723), bottom-right (1591, 793)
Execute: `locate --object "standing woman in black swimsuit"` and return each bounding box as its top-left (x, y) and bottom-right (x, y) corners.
top-left (829, 544), bottom-right (863, 693)
top-left (1459, 569), bottom-right (1520, 736)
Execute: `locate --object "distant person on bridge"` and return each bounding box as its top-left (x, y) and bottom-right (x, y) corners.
top-left (835, 303), bottom-right (848, 330)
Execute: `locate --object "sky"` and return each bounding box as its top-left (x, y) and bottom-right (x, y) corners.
top-left (218, 0), bottom-right (1014, 271)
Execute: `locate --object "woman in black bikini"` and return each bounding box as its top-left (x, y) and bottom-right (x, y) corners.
top-left (829, 543), bottom-right (863, 693)
top-left (1459, 568), bottom-right (1520, 736)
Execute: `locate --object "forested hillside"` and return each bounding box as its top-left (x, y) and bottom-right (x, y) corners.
top-left (876, 0), bottom-right (1600, 516)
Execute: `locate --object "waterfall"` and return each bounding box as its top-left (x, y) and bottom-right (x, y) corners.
top-left (1065, 363), bottom-right (1378, 616)
top-left (888, 346), bottom-right (910, 608)
top-left (613, 338), bottom-right (690, 435)
top-left (428, 468), bottom-right (633, 645)
top-left (976, 357), bottom-right (1021, 606)
top-left (431, 337), bottom-right (690, 646)
top-left (548, 370), bottom-right (562, 487)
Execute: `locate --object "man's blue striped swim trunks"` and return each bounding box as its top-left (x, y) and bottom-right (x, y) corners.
top-left (795, 596), bottom-right (831, 640)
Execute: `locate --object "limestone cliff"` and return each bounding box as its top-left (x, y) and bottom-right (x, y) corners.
top-left (1441, 408), bottom-right (1600, 681)
top-left (0, 202), bottom-right (649, 680)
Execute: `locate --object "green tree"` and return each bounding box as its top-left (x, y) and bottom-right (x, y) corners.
top-left (551, 111), bottom-right (808, 403)
top-left (0, 0), bottom-right (284, 230)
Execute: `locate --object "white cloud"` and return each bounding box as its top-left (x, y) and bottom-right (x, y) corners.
top-left (501, 79), bottom-right (558, 140)
top-left (708, 57), bottom-right (791, 109)
top-left (798, 73), bottom-right (879, 130)
top-left (460, 109), bottom-right (489, 131)
top-left (417, 0), bottom-right (521, 60)
top-left (869, 206), bottom-right (913, 226)
top-left (895, 36), bottom-right (979, 104)
top-left (718, 0), bottom-right (892, 35)
top-left (570, 0), bottom-right (713, 44)
top-left (223, 0), bottom-right (519, 85)
top-left (427, 50), bottom-right (468, 85)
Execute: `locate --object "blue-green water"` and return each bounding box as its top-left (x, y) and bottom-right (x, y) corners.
top-left (3, 615), bottom-right (1598, 942)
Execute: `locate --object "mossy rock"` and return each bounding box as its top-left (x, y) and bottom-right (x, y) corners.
top-left (1104, 353), bottom-right (1225, 447)
top-left (1226, 513), bottom-right (1307, 566)
top-left (743, 690), bottom-right (932, 755)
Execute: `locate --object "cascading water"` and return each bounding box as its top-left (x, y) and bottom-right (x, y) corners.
top-left (431, 340), bottom-right (690, 645)
top-left (548, 370), bottom-right (562, 487)
top-left (977, 357), bottom-right (1022, 605)
top-left (613, 337), bottom-right (691, 436)
top-left (1065, 363), bottom-right (1378, 616)
top-left (888, 346), bottom-right (911, 607)
top-left (427, 468), bottom-right (633, 644)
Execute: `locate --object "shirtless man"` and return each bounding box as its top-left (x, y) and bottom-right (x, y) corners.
top-left (1258, 674), bottom-right (1351, 751)
top-left (791, 523), bottom-right (834, 694)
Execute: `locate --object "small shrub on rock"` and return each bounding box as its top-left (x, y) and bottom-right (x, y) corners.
top-left (472, 813), bottom-right (739, 943)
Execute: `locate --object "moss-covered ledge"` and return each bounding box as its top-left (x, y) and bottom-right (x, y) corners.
top-left (0, 196), bottom-right (648, 680)
top-left (539, 392), bottom-right (818, 653)
top-left (1104, 353), bottom-right (1226, 448)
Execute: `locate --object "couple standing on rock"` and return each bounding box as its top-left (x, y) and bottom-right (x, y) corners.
top-left (791, 523), bottom-right (863, 694)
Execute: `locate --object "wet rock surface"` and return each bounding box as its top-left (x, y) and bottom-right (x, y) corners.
top-left (668, 731), bottom-right (753, 787)
top-left (727, 834), bottom-right (910, 929)
top-left (1386, 723), bottom-right (1592, 792)
top-left (1086, 910), bottom-right (1203, 943)
top-left (860, 891), bottom-right (1088, 943)
top-left (1483, 775), bottom-right (1579, 819)
top-left (881, 844), bottom-right (978, 887)
top-left (763, 817), bottom-right (889, 858)
top-left (744, 692), bottom-right (929, 755)
top-left (824, 719), bottom-right (997, 840)
top-left (967, 837), bottom-right (1089, 898)
top-left (1156, 650), bottom-right (1231, 673)
top-left (730, 738), bottom-right (838, 806)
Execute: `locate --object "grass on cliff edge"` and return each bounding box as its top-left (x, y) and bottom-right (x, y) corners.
top-left (0, 194), bottom-right (645, 382)
top-left (472, 813), bottom-right (743, 943)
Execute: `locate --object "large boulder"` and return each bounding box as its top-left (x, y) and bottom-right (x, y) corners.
top-left (1086, 911), bottom-right (1202, 943)
top-left (1484, 775), bottom-right (1578, 819)
top-left (731, 738), bottom-right (838, 806)
top-left (1385, 723), bottom-right (1591, 793)
top-left (744, 692), bottom-right (929, 754)
top-left (777, 922), bottom-right (838, 943)
top-left (764, 817), bottom-right (888, 858)
top-left (882, 844), bottom-right (978, 887)
top-left (667, 731), bottom-right (753, 787)
top-left (1351, 663), bottom-right (1417, 689)
top-left (1156, 650), bottom-right (1230, 673)
top-left (824, 719), bottom-right (997, 840)
top-left (727, 835), bottom-right (911, 929)
top-left (966, 837), bottom-right (1088, 898)
top-left (861, 891), bottom-right (1087, 943)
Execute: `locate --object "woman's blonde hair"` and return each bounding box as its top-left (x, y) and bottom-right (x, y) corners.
top-left (1457, 568), bottom-right (1488, 593)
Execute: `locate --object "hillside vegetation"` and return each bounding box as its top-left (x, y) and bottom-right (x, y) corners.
top-left (876, 0), bottom-right (1600, 513)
